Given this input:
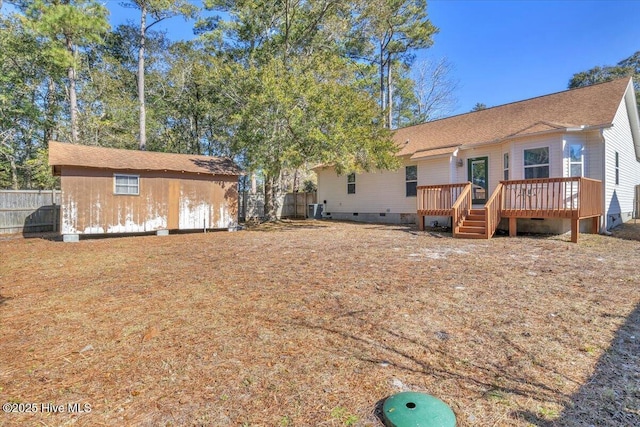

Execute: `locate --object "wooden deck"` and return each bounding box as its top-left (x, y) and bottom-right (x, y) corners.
top-left (417, 183), bottom-right (469, 216)
top-left (417, 177), bottom-right (603, 242)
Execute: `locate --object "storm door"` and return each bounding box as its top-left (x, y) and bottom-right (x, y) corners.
top-left (468, 157), bottom-right (488, 204)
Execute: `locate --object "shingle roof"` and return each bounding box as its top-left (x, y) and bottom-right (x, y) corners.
top-left (49, 141), bottom-right (242, 176)
top-left (395, 78), bottom-right (632, 157)
top-left (410, 146), bottom-right (458, 160)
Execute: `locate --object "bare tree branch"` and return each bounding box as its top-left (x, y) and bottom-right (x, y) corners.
top-left (413, 57), bottom-right (459, 122)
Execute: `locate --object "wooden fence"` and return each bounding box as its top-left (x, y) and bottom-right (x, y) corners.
top-left (239, 191), bottom-right (317, 220)
top-left (0, 190), bottom-right (60, 234)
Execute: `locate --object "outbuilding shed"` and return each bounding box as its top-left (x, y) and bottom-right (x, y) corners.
top-left (49, 141), bottom-right (242, 241)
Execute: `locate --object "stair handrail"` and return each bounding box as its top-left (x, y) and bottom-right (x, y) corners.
top-left (451, 182), bottom-right (472, 235)
top-left (484, 182), bottom-right (503, 238)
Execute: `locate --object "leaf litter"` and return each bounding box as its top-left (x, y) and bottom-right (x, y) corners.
top-left (0, 220), bottom-right (638, 426)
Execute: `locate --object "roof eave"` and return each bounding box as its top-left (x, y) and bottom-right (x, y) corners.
top-left (51, 164), bottom-right (242, 176)
top-left (621, 79), bottom-right (640, 161)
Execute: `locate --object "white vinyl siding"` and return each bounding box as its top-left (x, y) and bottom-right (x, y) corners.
top-left (602, 93), bottom-right (640, 227)
top-left (417, 157), bottom-right (453, 186)
top-left (582, 131), bottom-right (604, 181)
top-left (317, 160), bottom-right (421, 215)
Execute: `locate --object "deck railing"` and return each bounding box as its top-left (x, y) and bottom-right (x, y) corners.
top-left (578, 178), bottom-right (603, 218)
top-left (484, 183), bottom-right (503, 238)
top-left (451, 183), bottom-right (472, 234)
top-left (501, 177), bottom-right (602, 219)
top-left (417, 182), bottom-right (470, 215)
top-left (417, 178), bottom-right (602, 241)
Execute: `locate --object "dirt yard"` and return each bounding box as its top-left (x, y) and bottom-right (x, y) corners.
top-left (1, 221), bottom-right (639, 426)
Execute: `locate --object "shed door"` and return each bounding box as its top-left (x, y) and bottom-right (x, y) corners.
top-left (168, 180), bottom-right (180, 230)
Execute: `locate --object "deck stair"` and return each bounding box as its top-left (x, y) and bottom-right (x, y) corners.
top-left (455, 209), bottom-right (487, 239)
top-left (418, 178), bottom-right (603, 242)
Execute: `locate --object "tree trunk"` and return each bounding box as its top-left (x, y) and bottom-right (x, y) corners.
top-left (263, 170), bottom-right (281, 221)
top-left (138, 4), bottom-right (147, 150)
top-left (292, 169), bottom-right (299, 192)
top-left (66, 37), bottom-right (78, 143)
top-left (387, 56), bottom-right (393, 129)
top-left (264, 174), bottom-right (273, 221)
top-left (379, 43), bottom-right (386, 126)
top-left (9, 156), bottom-right (18, 190)
top-left (44, 77), bottom-right (56, 145)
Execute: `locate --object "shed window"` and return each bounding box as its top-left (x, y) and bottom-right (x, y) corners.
top-left (114, 174), bottom-right (139, 195)
top-left (524, 147), bottom-right (549, 179)
top-left (569, 144), bottom-right (583, 177)
top-left (406, 165), bottom-right (417, 197)
top-left (347, 173), bottom-right (356, 194)
top-left (615, 151), bottom-right (619, 185)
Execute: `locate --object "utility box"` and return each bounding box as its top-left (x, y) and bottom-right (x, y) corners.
top-left (308, 204), bottom-right (323, 219)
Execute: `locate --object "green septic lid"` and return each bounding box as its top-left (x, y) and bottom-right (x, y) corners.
top-left (383, 391), bottom-right (456, 427)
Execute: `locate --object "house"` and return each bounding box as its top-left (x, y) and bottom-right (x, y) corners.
top-left (49, 142), bottom-right (242, 241)
top-left (315, 78), bottom-right (640, 242)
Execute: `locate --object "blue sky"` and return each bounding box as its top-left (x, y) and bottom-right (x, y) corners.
top-left (104, 0), bottom-right (640, 115)
top-left (425, 0), bottom-right (640, 114)
top-left (4, 1), bottom-right (639, 115)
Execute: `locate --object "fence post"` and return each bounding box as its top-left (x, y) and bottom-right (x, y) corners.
top-left (52, 189), bottom-right (58, 232)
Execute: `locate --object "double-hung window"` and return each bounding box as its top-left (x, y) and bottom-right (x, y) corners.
top-left (569, 144), bottom-right (584, 177)
top-left (615, 152), bottom-right (620, 185)
top-left (347, 173), bottom-right (356, 194)
top-left (405, 166), bottom-right (417, 197)
top-left (114, 174), bottom-right (139, 195)
top-left (524, 147), bottom-right (549, 179)
top-left (503, 153), bottom-right (509, 180)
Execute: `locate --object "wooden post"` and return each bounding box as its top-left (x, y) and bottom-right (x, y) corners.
top-left (509, 217), bottom-right (517, 237)
top-left (571, 217), bottom-right (579, 243)
top-left (52, 189), bottom-right (58, 233)
top-left (590, 216), bottom-right (599, 234)
top-left (418, 215), bottom-right (424, 231)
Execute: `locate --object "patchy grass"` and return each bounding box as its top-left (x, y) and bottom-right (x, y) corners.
top-left (0, 221), bottom-right (639, 426)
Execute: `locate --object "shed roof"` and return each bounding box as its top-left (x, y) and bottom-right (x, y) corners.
top-left (395, 77), bottom-right (632, 157)
top-left (49, 141), bottom-right (242, 176)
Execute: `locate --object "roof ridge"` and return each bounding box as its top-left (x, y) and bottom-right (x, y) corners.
top-left (49, 141), bottom-right (231, 160)
top-left (49, 141), bottom-right (242, 176)
top-left (392, 77), bottom-right (631, 132)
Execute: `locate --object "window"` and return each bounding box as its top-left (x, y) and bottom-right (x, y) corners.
top-left (503, 153), bottom-right (509, 180)
top-left (347, 173), bottom-right (356, 194)
top-left (114, 174), bottom-right (139, 195)
top-left (524, 147), bottom-right (549, 179)
top-left (405, 165), bottom-right (417, 197)
top-left (569, 144), bottom-right (583, 177)
top-left (615, 151), bottom-right (619, 185)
